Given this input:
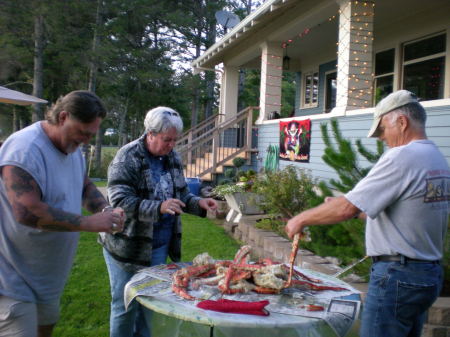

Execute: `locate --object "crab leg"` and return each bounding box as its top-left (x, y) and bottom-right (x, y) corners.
top-left (291, 279), bottom-right (348, 291)
top-left (286, 233), bottom-right (300, 287)
top-left (171, 284), bottom-right (196, 300)
top-left (233, 245), bottom-right (252, 264)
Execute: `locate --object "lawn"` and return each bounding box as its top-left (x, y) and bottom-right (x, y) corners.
top-left (53, 214), bottom-right (240, 337)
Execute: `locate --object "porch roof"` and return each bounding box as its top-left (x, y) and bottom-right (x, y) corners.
top-left (191, 0), bottom-right (301, 71)
top-left (192, 0), bottom-right (450, 73)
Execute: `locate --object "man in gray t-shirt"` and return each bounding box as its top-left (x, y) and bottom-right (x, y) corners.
top-left (285, 90), bottom-right (449, 337)
top-left (0, 91), bottom-right (125, 337)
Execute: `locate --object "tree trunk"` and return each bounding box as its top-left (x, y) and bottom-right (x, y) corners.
top-left (118, 100), bottom-right (128, 147)
top-left (190, 22), bottom-right (203, 127)
top-left (32, 13), bottom-right (45, 122)
top-left (13, 107), bottom-right (20, 132)
top-left (204, 16), bottom-right (216, 118)
top-left (89, 0), bottom-right (103, 173)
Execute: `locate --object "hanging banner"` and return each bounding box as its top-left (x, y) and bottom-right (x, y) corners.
top-left (279, 119), bottom-right (311, 163)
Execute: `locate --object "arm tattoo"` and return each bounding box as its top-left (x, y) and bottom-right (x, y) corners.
top-left (9, 167), bottom-right (41, 198)
top-left (83, 179), bottom-right (107, 213)
top-left (12, 202), bottom-right (39, 228)
top-left (47, 206), bottom-right (82, 231)
top-left (4, 166), bottom-right (82, 231)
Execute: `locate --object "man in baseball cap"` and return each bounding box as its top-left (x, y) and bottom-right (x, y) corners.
top-left (286, 89), bottom-right (449, 336)
top-left (367, 90), bottom-right (420, 137)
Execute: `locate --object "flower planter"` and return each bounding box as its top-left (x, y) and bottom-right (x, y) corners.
top-left (224, 192), bottom-right (264, 223)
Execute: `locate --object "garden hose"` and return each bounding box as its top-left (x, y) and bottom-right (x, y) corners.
top-left (264, 144), bottom-right (279, 172)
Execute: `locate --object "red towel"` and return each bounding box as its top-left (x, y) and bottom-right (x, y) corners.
top-left (197, 299), bottom-right (270, 316)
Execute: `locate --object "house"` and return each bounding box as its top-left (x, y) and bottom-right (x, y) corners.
top-left (191, 0), bottom-right (450, 184)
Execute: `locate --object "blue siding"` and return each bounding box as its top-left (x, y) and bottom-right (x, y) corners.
top-left (256, 105), bottom-right (450, 185)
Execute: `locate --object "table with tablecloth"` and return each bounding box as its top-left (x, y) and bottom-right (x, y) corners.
top-left (125, 263), bottom-right (362, 337)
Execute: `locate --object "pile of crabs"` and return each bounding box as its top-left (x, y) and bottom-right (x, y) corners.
top-left (172, 245), bottom-right (347, 301)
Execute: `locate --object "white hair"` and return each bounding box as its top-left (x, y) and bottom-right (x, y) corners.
top-left (386, 102), bottom-right (426, 130)
top-left (143, 106), bottom-right (183, 134)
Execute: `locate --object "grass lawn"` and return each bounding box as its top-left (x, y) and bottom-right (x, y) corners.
top-left (53, 214), bottom-right (240, 337)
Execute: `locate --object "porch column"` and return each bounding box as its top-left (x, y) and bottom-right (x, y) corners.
top-left (256, 42), bottom-right (283, 124)
top-left (334, 0), bottom-right (375, 113)
top-left (220, 65), bottom-right (239, 121)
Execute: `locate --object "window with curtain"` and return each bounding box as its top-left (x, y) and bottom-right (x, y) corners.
top-left (303, 71), bottom-right (319, 108)
top-left (402, 33), bottom-right (446, 100)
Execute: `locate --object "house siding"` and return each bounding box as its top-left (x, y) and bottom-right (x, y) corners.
top-left (256, 105), bottom-right (450, 185)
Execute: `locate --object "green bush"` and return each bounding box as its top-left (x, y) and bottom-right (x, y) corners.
top-left (88, 148), bottom-right (117, 179)
top-left (252, 165), bottom-right (320, 218)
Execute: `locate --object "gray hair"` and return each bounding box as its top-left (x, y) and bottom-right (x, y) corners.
top-left (387, 102), bottom-right (426, 130)
top-left (143, 106), bottom-right (183, 134)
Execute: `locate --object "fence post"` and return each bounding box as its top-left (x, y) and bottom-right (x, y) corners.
top-left (187, 130), bottom-right (193, 166)
top-left (246, 107), bottom-right (253, 150)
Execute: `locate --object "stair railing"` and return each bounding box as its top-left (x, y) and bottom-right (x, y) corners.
top-left (175, 106), bottom-right (259, 179)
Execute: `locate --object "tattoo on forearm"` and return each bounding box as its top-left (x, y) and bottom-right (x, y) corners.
top-left (83, 180), bottom-right (106, 212)
top-left (12, 202), bottom-right (39, 228)
top-left (48, 207), bottom-right (82, 229)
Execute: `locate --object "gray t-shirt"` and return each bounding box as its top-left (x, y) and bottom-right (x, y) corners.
top-left (0, 122), bottom-right (85, 303)
top-left (345, 140), bottom-right (449, 260)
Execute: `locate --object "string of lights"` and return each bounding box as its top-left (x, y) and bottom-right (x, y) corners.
top-left (258, 0), bottom-right (376, 112)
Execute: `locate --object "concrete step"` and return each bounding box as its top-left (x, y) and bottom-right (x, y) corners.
top-left (421, 324), bottom-right (450, 337)
top-left (427, 297), bottom-right (450, 326)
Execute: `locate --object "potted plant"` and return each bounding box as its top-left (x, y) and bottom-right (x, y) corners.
top-left (212, 159), bottom-right (264, 219)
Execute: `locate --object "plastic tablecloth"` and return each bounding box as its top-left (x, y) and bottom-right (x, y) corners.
top-left (125, 263), bottom-right (362, 337)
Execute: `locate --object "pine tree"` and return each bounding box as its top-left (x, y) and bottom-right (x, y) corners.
top-left (303, 118), bottom-right (385, 267)
top-left (319, 118), bottom-right (384, 193)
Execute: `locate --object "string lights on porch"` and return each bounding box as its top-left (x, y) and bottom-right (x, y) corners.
top-left (335, 0), bottom-right (375, 106)
top-left (258, 1), bottom-right (375, 113)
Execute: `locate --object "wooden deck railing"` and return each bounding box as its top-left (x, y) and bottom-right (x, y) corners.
top-left (175, 106), bottom-right (259, 179)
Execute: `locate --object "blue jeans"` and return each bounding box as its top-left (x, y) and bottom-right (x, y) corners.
top-left (103, 245), bottom-right (169, 337)
top-left (360, 260), bottom-right (442, 337)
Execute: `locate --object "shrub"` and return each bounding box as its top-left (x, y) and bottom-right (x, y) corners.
top-left (252, 165), bottom-right (319, 218)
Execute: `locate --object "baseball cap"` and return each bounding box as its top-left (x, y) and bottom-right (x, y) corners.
top-left (367, 90), bottom-right (419, 137)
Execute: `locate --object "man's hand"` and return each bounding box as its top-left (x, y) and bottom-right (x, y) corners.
top-left (199, 198), bottom-right (218, 212)
top-left (88, 206), bottom-right (126, 233)
top-left (160, 198), bottom-right (186, 215)
top-left (285, 214), bottom-right (306, 240)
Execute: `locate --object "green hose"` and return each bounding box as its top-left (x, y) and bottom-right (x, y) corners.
top-left (264, 144), bottom-right (279, 172)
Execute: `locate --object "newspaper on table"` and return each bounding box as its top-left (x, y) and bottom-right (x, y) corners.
top-left (125, 262), bottom-right (361, 337)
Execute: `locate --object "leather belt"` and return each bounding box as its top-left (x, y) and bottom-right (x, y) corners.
top-left (371, 255), bottom-right (440, 264)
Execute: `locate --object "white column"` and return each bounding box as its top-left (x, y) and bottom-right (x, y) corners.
top-left (220, 65), bottom-right (239, 121)
top-left (257, 42), bottom-right (283, 124)
top-left (334, 0), bottom-right (375, 113)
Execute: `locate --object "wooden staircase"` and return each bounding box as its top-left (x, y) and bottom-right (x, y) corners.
top-left (175, 106), bottom-right (259, 182)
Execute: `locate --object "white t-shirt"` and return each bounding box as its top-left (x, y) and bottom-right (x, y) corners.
top-left (345, 140), bottom-right (449, 260)
top-left (0, 122), bottom-right (85, 303)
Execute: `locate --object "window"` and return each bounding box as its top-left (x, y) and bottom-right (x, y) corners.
top-left (325, 71), bottom-right (337, 113)
top-left (374, 48), bottom-right (395, 104)
top-left (402, 33), bottom-right (446, 100)
top-left (303, 71), bottom-right (319, 108)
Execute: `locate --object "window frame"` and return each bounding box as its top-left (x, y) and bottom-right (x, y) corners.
top-left (401, 32), bottom-right (446, 100)
top-left (324, 70), bottom-right (337, 113)
top-left (302, 70), bottom-right (319, 109)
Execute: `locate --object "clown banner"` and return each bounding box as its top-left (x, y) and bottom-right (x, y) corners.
top-left (279, 119), bottom-right (311, 162)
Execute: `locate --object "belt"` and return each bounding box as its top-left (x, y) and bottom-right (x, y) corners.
top-left (371, 255), bottom-right (440, 264)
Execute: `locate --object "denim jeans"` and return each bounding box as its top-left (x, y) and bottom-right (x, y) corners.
top-left (360, 260), bottom-right (442, 337)
top-left (103, 244), bottom-right (169, 337)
